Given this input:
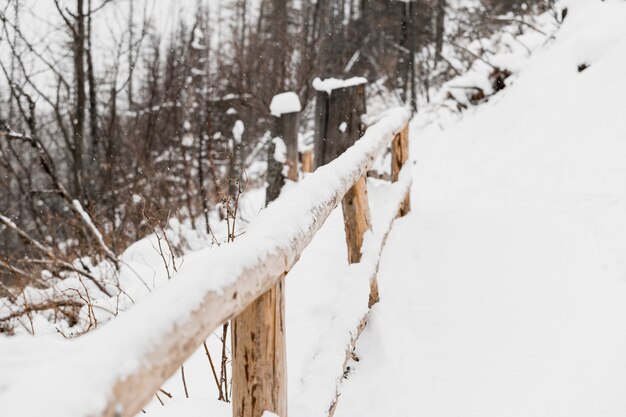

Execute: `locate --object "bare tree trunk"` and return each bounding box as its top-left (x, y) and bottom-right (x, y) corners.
top-left (128, 0), bottom-right (134, 108)
top-left (408, 0), bottom-right (418, 113)
top-left (8, 0), bottom-right (20, 124)
top-left (87, 0), bottom-right (99, 186)
top-left (72, 0), bottom-right (87, 204)
top-left (435, 0), bottom-right (446, 64)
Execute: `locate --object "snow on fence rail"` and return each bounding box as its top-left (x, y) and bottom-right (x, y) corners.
top-left (0, 105), bottom-right (411, 417)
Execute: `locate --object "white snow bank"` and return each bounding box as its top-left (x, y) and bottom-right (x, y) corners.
top-left (335, 1), bottom-right (626, 417)
top-left (312, 77), bottom-right (367, 95)
top-left (269, 92), bottom-right (302, 117)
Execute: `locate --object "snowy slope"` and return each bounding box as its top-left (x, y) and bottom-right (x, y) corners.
top-left (334, 1), bottom-right (626, 416)
top-left (3, 1), bottom-right (626, 416)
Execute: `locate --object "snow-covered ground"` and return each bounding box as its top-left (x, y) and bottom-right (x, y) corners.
top-left (0, 107), bottom-right (410, 417)
top-left (3, 0), bottom-right (626, 415)
top-left (334, 1), bottom-right (626, 416)
top-left (137, 2), bottom-right (626, 415)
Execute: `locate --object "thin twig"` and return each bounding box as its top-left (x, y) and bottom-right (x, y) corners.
top-left (220, 322), bottom-right (230, 402)
top-left (159, 388), bottom-right (173, 399)
top-left (203, 341), bottom-right (224, 400)
top-left (0, 299), bottom-right (83, 322)
top-left (181, 364), bottom-right (189, 398)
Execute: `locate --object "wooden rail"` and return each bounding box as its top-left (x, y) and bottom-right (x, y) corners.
top-left (0, 103), bottom-right (411, 417)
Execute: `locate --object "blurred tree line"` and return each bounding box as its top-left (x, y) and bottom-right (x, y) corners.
top-left (0, 0), bottom-right (552, 291)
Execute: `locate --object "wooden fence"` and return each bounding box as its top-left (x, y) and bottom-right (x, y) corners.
top-left (0, 83), bottom-right (412, 417)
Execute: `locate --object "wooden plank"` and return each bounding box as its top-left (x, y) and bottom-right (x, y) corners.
top-left (232, 276), bottom-right (287, 417)
top-left (314, 81), bottom-right (371, 266)
top-left (301, 150), bottom-right (314, 173)
top-left (233, 124), bottom-right (292, 417)
top-left (328, 82), bottom-right (373, 298)
top-left (341, 175), bottom-right (372, 265)
top-left (391, 124), bottom-right (411, 216)
top-left (314, 83), bottom-right (367, 168)
top-left (0, 109), bottom-right (410, 417)
top-left (313, 90), bottom-right (330, 169)
top-left (313, 81), bottom-right (378, 303)
top-left (324, 87), bottom-right (352, 163)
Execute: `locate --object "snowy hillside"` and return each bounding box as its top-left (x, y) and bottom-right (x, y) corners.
top-left (122, 0), bottom-right (626, 415)
top-left (334, 1), bottom-right (626, 416)
top-left (2, 0), bottom-right (626, 416)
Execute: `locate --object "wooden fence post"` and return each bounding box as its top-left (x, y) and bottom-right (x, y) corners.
top-left (231, 275), bottom-right (287, 417)
top-left (391, 124), bottom-right (410, 216)
top-left (270, 92), bottom-right (302, 182)
top-left (313, 79), bottom-right (367, 169)
top-left (231, 94), bottom-right (302, 417)
top-left (272, 115), bottom-right (299, 181)
top-left (313, 78), bottom-right (378, 305)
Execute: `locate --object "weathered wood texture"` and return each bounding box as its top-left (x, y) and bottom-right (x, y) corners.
top-left (312, 81), bottom-right (372, 267)
top-left (314, 83), bottom-right (367, 168)
top-left (391, 124), bottom-right (411, 216)
top-left (341, 175), bottom-right (372, 265)
top-left (301, 150), bottom-right (314, 173)
top-left (272, 111), bottom-right (299, 181)
top-left (233, 127), bottom-right (292, 417)
top-left (232, 276), bottom-right (287, 417)
top-left (313, 82), bottom-right (376, 299)
top-left (0, 109), bottom-right (410, 417)
top-left (343, 175), bottom-right (378, 302)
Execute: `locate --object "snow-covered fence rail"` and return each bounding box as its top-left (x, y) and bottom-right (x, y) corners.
top-left (0, 108), bottom-right (411, 417)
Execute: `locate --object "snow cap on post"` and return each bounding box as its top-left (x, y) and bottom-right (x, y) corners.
top-left (312, 77), bottom-right (368, 95)
top-left (270, 92), bottom-right (302, 117)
